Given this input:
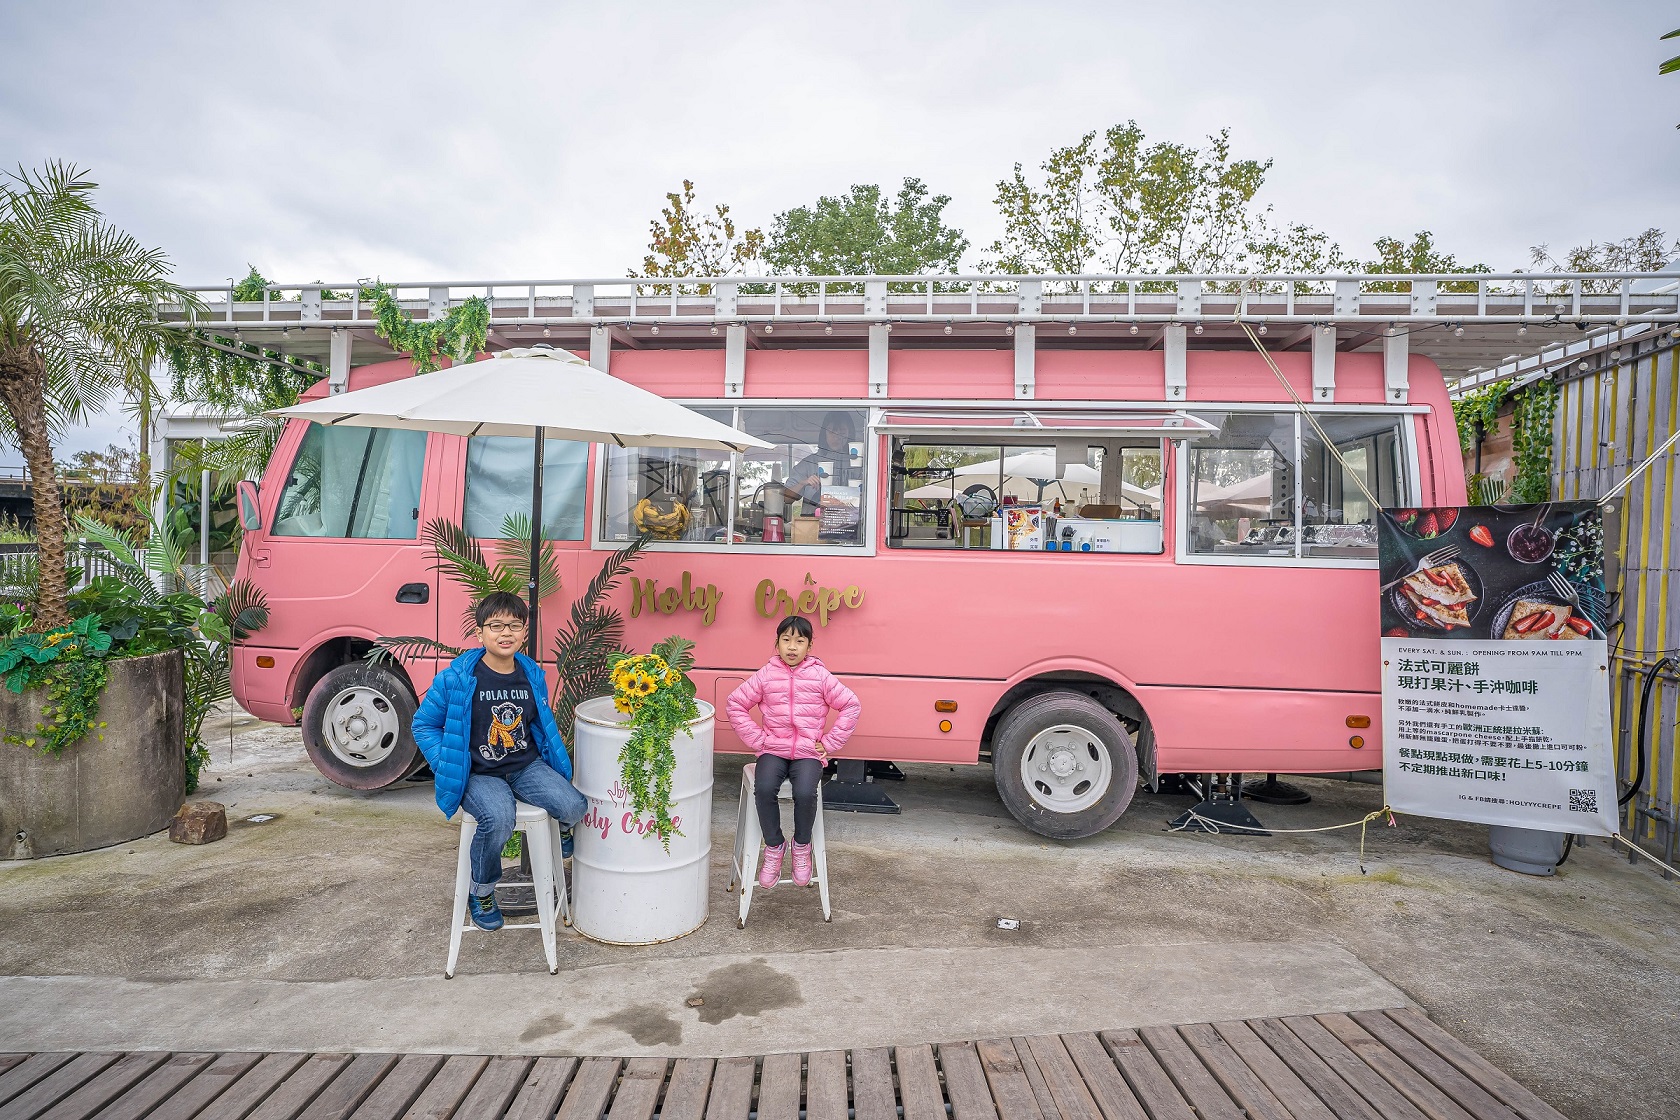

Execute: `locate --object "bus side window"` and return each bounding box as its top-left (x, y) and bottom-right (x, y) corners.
top-left (1187, 412), bottom-right (1295, 558)
top-left (272, 424), bottom-right (427, 539)
top-left (464, 436), bottom-right (589, 540)
top-left (1299, 414), bottom-right (1406, 558)
top-left (1187, 411), bottom-right (1408, 560)
top-left (599, 406), bottom-right (869, 547)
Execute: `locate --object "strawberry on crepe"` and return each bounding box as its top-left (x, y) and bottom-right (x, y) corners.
top-left (1502, 600), bottom-right (1570, 640)
top-left (1400, 562), bottom-right (1476, 629)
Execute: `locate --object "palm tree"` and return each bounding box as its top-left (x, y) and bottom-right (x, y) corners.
top-left (0, 161), bottom-right (201, 628)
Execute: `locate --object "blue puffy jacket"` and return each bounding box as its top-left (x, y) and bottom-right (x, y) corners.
top-left (411, 648), bottom-right (572, 818)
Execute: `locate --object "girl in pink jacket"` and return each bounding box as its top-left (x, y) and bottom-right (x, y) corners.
top-left (727, 615), bottom-right (861, 890)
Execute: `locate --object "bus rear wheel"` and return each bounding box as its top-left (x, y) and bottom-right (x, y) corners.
top-left (302, 663), bottom-right (423, 790)
top-left (992, 690), bottom-right (1138, 839)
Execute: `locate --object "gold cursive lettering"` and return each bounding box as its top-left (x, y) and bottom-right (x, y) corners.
top-left (631, 573), bottom-right (723, 626)
top-left (630, 576), bottom-right (658, 619)
top-left (754, 575), bottom-right (866, 627)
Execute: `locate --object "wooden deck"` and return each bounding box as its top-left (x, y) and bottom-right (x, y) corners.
top-left (0, 1008), bottom-right (1569, 1120)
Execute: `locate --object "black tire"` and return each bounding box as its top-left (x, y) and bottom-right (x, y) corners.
top-left (301, 662), bottom-right (422, 790)
top-left (991, 689), bottom-right (1139, 839)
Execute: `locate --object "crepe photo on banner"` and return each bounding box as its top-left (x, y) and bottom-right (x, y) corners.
top-left (1378, 503), bottom-right (1606, 640)
top-left (1376, 502), bottom-right (1618, 835)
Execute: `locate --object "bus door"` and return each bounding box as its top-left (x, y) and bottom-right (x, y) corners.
top-left (430, 434), bottom-right (596, 681)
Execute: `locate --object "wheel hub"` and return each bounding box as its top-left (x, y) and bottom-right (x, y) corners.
top-left (324, 687), bottom-right (397, 766)
top-left (1021, 723), bottom-right (1114, 815)
top-left (1046, 746), bottom-right (1080, 779)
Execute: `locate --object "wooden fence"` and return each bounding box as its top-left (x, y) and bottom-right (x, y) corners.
top-left (1552, 339), bottom-right (1679, 872)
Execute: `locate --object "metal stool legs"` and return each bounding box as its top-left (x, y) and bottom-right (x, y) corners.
top-left (445, 801), bottom-right (569, 978)
top-left (729, 761), bottom-right (832, 929)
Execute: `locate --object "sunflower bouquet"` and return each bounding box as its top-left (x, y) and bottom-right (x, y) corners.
top-left (606, 635), bottom-right (698, 848)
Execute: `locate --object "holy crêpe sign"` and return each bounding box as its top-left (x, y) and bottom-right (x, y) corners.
top-left (1376, 502), bottom-right (1616, 834)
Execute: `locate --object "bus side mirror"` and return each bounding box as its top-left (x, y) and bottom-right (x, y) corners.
top-left (236, 480), bottom-right (263, 532)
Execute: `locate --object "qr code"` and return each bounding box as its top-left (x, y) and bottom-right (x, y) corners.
top-left (1569, 788), bottom-right (1598, 813)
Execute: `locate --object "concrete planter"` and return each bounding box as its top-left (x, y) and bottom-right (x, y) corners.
top-left (1, 648), bottom-right (185, 859)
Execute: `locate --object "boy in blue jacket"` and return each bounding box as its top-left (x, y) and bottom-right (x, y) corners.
top-left (412, 591), bottom-right (586, 932)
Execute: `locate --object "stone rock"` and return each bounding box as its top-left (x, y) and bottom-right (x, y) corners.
top-left (169, 800), bottom-right (227, 845)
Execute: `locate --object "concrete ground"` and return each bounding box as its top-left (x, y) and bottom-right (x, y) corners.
top-left (1, 705), bottom-right (1676, 1120)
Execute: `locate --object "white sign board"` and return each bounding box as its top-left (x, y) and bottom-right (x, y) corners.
top-left (1377, 502), bottom-right (1615, 834)
top-left (1380, 637), bottom-right (1617, 834)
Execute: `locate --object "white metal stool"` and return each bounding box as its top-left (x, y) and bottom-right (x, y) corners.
top-left (446, 800), bottom-right (570, 978)
top-left (727, 762), bottom-right (831, 928)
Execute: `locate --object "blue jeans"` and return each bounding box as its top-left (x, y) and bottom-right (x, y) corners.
top-left (460, 759), bottom-right (588, 894)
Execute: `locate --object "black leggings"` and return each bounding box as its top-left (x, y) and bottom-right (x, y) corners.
top-left (755, 755), bottom-right (823, 846)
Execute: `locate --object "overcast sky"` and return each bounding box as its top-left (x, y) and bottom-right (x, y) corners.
top-left (3, 1), bottom-right (1678, 464)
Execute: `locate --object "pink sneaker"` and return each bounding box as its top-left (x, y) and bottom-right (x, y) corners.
top-left (791, 842), bottom-right (814, 887)
top-left (757, 842), bottom-right (786, 889)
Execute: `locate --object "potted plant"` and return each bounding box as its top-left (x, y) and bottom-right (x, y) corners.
top-left (568, 633), bottom-right (717, 945)
top-left (607, 635), bottom-right (700, 844)
top-left (1, 505), bottom-right (268, 857)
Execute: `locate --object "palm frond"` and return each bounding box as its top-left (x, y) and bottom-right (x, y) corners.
top-left (213, 579), bottom-right (270, 640)
top-left (651, 633), bottom-right (697, 676)
top-left (491, 512), bottom-right (561, 601)
top-left (421, 518), bottom-right (508, 597)
top-left (551, 536), bottom-right (649, 736)
top-left (553, 607), bottom-right (629, 738)
top-left (578, 534), bottom-right (650, 610)
top-left (71, 513), bottom-right (159, 602)
top-left (369, 635), bottom-right (465, 668)
top-left (71, 513), bottom-right (140, 571)
top-left (422, 516), bottom-right (521, 638)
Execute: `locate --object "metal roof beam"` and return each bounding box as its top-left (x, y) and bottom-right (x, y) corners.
top-left (1278, 324), bottom-right (1317, 351)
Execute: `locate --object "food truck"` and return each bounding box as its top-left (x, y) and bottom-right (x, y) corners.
top-left (221, 277), bottom-right (1471, 838)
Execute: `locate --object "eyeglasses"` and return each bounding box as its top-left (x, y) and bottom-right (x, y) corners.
top-left (481, 621), bottom-right (527, 635)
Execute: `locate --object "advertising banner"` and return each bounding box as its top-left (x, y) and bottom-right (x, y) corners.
top-left (1377, 502), bottom-right (1617, 834)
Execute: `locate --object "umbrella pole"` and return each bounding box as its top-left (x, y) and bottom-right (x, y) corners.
top-left (527, 428), bottom-right (545, 660)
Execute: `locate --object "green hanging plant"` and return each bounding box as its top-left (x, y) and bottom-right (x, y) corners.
top-left (607, 635), bottom-right (699, 850)
top-left (1453, 382), bottom-right (1510, 453)
top-left (368, 283), bottom-right (491, 374)
top-left (1508, 379), bottom-right (1557, 504)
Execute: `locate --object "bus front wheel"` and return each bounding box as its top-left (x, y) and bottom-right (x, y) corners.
top-left (302, 663), bottom-right (423, 790)
top-left (991, 690), bottom-right (1138, 839)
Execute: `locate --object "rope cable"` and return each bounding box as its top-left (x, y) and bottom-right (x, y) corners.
top-left (1167, 804), bottom-right (1397, 875)
top-left (1232, 317), bottom-right (1383, 510)
top-left (1610, 834), bottom-right (1680, 880)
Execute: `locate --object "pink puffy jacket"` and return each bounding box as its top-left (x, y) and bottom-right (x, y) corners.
top-left (726, 655), bottom-right (861, 761)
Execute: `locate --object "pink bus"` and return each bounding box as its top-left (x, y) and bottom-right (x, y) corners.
top-left (230, 337), bottom-right (1464, 838)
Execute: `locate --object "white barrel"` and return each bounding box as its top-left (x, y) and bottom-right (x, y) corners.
top-left (570, 696), bottom-right (713, 944)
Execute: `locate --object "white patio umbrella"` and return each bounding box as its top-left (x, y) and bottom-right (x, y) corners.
top-left (903, 451), bottom-right (1160, 510)
top-left (1193, 472), bottom-right (1275, 517)
top-left (273, 345), bottom-right (771, 653)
